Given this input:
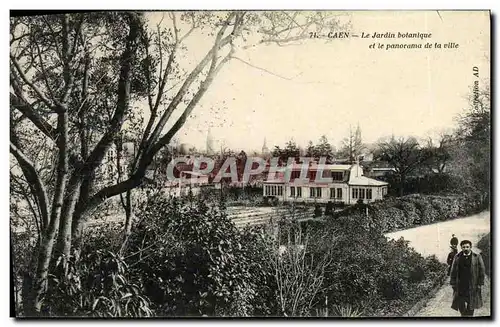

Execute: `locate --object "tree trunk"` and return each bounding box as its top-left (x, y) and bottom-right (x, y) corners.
top-left (20, 237), bottom-right (40, 316)
top-left (116, 138), bottom-right (134, 254)
top-left (54, 180), bottom-right (81, 273)
top-left (120, 189), bottom-right (133, 254)
top-left (399, 174), bottom-right (405, 197)
top-left (29, 111), bottom-right (69, 315)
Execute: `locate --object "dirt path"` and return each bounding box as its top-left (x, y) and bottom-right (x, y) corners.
top-left (386, 211), bottom-right (490, 317)
top-left (415, 276), bottom-right (491, 317)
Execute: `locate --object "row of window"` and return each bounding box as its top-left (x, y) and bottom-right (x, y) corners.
top-left (352, 187), bottom-right (372, 200)
top-left (264, 185), bottom-right (283, 196)
top-left (290, 186), bottom-right (303, 197)
top-left (291, 187), bottom-right (342, 199)
top-left (265, 185), bottom-right (377, 200)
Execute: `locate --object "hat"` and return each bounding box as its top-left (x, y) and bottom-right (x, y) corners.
top-left (450, 234), bottom-right (458, 246)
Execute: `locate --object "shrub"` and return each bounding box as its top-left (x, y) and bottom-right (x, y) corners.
top-left (324, 202), bottom-right (334, 216)
top-left (239, 225), bottom-right (278, 316)
top-left (377, 273), bottom-right (406, 300)
top-left (329, 304), bottom-right (364, 317)
top-left (44, 249), bottom-right (153, 317)
top-left (127, 195), bottom-right (256, 316)
top-left (477, 233), bottom-right (490, 277)
top-left (314, 205), bottom-right (323, 217)
top-left (315, 212), bottom-right (448, 316)
top-left (334, 194), bottom-right (485, 234)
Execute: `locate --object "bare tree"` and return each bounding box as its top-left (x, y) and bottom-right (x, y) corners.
top-left (374, 136), bottom-right (429, 197)
top-left (422, 132), bottom-right (453, 174)
top-left (270, 228), bottom-right (333, 317)
top-left (338, 124), bottom-right (364, 162)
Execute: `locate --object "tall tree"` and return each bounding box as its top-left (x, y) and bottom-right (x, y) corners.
top-left (374, 136), bottom-right (429, 197)
top-left (449, 82), bottom-right (490, 199)
top-left (306, 135), bottom-right (334, 161)
top-left (422, 132), bottom-right (453, 174)
top-left (272, 140), bottom-right (301, 164)
top-left (339, 124), bottom-right (363, 162)
top-left (10, 11), bottom-right (348, 315)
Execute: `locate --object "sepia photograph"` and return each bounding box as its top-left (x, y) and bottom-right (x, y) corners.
top-left (9, 9), bottom-right (491, 318)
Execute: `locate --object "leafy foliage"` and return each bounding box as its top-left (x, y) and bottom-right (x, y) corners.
top-left (449, 83), bottom-right (490, 199)
top-left (272, 140), bottom-right (301, 164)
top-left (477, 233), bottom-right (490, 277)
top-left (329, 193), bottom-right (484, 233)
top-left (306, 135), bottom-right (335, 161)
top-left (44, 249), bottom-right (153, 317)
top-left (127, 194), bottom-right (255, 316)
top-left (319, 211), bottom-right (447, 316)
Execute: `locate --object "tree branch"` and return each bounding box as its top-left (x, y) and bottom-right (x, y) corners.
top-left (10, 92), bottom-right (57, 141)
top-left (33, 38), bottom-right (57, 101)
top-left (72, 13), bottom-right (142, 184)
top-left (11, 174), bottom-right (42, 235)
top-left (145, 12), bottom-right (238, 151)
top-left (147, 38), bottom-right (236, 163)
top-left (10, 142), bottom-right (50, 229)
top-left (10, 54), bottom-right (55, 111)
top-left (232, 56), bottom-right (294, 80)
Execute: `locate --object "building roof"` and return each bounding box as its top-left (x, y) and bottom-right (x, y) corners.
top-left (285, 163), bottom-right (353, 171)
top-left (348, 175), bottom-right (389, 186)
top-left (262, 180), bottom-right (285, 184)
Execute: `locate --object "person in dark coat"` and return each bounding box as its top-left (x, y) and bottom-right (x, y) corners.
top-left (450, 240), bottom-right (485, 317)
top-left (447, 234), bottom-right (459, 276)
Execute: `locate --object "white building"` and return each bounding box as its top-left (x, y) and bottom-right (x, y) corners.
top-left (262, 163), bottom-right (388, 205)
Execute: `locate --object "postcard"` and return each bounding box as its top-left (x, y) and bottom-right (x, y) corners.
top-left (10, 10), bottom-right (490, 318)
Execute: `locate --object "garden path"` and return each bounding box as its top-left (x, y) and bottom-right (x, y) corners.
top-left (386, 211), bottom-right (491, 317)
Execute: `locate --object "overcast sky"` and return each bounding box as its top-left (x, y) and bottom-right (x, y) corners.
top-left (145, 11), bottom-right (490, 153)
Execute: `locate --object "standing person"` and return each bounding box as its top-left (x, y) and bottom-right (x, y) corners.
top-left (447, 235), bottom-right (459, 276)
top-left (450, 240), bottom-right (486, 317)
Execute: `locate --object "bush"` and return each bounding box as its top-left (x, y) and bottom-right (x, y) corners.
top-left (314, 205), bottom-right (323, 217)
top-left (44, 249), bottom-right (153, 317)
top-left (317, 211), bottom-right (448, 316)
top-left (333, 194), bottom-right (485, 234)
top-left (477, 233), bottom-right (490, 277)
top-left (239, 225), bottom-right (278, 316)
top-left (127, 195), bottom-right (256, 316)
top-left (324, 202), bottom-right (334, 216)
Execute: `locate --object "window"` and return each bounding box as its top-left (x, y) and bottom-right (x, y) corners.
top-left (352, 188), bottom-right (358, 199)
top-left (297, 187), bottom-right (302, 197)
top-left (316, 187), bottom-right (322, 198)
top-left (360, 188), bottom-right (365, 199)
top-left (310, 187), bottom-right (315, 198)
top-left (382, 187), bottom-right (388, 195)
top-left (367, 189), bottom-right (373, 199)
top-left (291, 171), bottom-right (301, 179)
top-left (291, 186), bottom-right (296, 197)
top-left (332, 172), bottom-right (343, 181)
top-left (337, 188), bottom-right (342, 199)
top-left (330, 188), bottom-right (335, 199)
